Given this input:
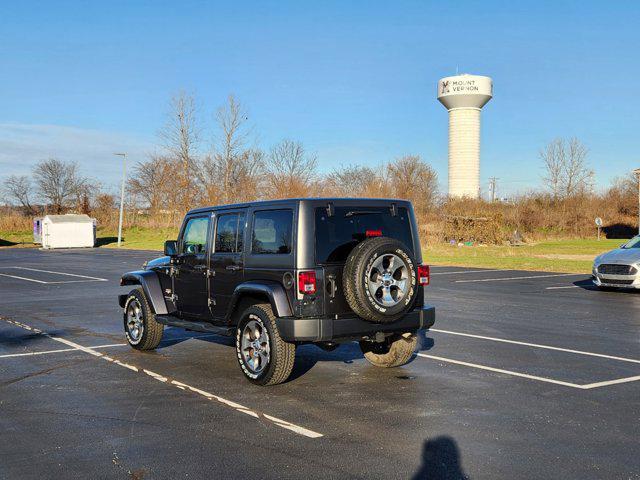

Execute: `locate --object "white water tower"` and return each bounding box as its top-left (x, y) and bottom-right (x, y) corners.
top-left (437, 74), bottom-right (493, 198)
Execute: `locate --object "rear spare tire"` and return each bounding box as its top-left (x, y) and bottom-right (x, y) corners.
top-left (343, 236), bottom-right (418, 323)
top-left (360, 332), bottom-right (417, 367)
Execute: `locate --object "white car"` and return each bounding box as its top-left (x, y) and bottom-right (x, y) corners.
top-left (592, 236), bottom-right (640, 289)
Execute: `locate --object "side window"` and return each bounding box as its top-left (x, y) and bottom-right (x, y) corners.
top-left (181, 216), bottom-right (209, 254)
top-left (251, 209), bottom-right (293, 254)
top-left (215, 214), bottom-right (239, 253)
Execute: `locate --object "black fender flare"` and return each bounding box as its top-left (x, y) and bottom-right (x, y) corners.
top-left (227, 281), bottom-right (293, 320)
top-left (119, 270), bottom-right (169, 315)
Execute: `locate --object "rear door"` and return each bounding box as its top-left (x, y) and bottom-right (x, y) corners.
top-left (315, 205), bottom-right (416, 316)
top-left (209, 210), bottom-right (246, 319)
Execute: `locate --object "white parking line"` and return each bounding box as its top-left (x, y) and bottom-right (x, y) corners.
top-left (0, 267), bottom-right (108, 284)
top-left (546, 285), bottom-right (580, 290)
top-left (0, 334), bottom-right (218, 360)
top-left (431, 269), bottom-right (510, 276)
top-left (581, 375), bottom-right (640, 389)
top-left (417, 353), bottom-right (585, 388)
top-left (0, 318), bottom-right (322, 439)
top-left (0, 343), bottom-right (126, 359)
top-left (0, 272), bottom-right (50, 284)
top-left (11, 267), bottom-right (108, 281)
top-left (455, 273), bottom-right (582, 283)
top-left (417, 353), bottom-right (640, 390)
top-left (429, 328), bottom-right (640, 364)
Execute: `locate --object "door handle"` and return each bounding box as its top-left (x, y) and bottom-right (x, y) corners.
top-left (226, 265), bottom-right (241, 271)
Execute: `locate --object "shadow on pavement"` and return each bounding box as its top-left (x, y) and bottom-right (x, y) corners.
top-left (155, 327), bottom-right (436, 383)
top-left (95, 236), bottom-right (119, 247)
top-left (412, 436), bottom-right (469, 480)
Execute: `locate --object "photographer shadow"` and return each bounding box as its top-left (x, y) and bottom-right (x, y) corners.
top-left (412, 436), bottom-right (470, 480)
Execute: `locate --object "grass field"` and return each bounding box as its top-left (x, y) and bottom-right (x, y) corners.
top-left (0, 226), bottom-right (629, 273)
top-left (423, 238), bottom-right (624, 273)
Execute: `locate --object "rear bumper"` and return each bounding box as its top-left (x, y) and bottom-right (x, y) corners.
top-left (276, 305), bottom-right (435, 342)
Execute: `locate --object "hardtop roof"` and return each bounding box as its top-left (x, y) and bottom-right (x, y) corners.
top-left (187, 197), bottom-right (412, 215)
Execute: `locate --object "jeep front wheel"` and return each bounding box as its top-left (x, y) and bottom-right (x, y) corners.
top-left (359, 332), bottom-right (417, 368)
top-left (123, 288), bottom-right (164, 350)
top-left (235, 304), bottom-right (296, 386)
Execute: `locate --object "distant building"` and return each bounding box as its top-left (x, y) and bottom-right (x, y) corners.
top-left (34, 214), bottom-right (96, 249)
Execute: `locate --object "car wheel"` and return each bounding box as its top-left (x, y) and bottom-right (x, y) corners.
top-left (359, 332), bottom-right (417, 368)
top-left (235, 303), bottom-right (296, 386)
top-left (123, 288), bottom-right (164, 350)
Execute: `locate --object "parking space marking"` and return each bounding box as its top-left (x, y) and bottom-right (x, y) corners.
top-left (431, 269), bottom-right (511, 276)
top-left (0, 318), bottom-right (323, 439)
top-left (0, 334), bottom-right (218, 360)
top-left (581, 375), bottom-right (640, 389)
top-left (429, 329), bottom-right (640, 364)
top-left (0, 267), bottom-right (108, 284)
top-left (0, 272), bottom-right (50, 284)
top-left (0, 343), bottom-right (126, 359)
top-left (546, 285), bottom-right (580, 290)
top-left (417, 353), bottom-right (586, 388)
top-left (455, 273), bottom-right (582, 283)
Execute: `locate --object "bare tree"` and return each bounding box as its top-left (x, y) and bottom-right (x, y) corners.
top-left (324, 165), bottom-right (381, 197)
top-left (386, 155), bottom-right (439, 215)
top-left (2, 175), bottom-right (34, 214)
top-left (33, 159), bottom-right (87, 213)
top-left (207, 94), bottom-right (257, 204)
top-left (264, 139), bottom-right (317, 198)
top-left (540, 137), bottom-right (593, 199)
top-left (564, 138), bottom-right (593, 197)
top-left (158, 91), bottom-right (201, 212)
top-left (128, 155), bottom-right (177, 214)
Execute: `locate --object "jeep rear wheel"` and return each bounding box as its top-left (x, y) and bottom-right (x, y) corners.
top-left (360, 332), bottom-right (417, 368)
top-left (123, 288), bottom-right (164, 351)
top-left (343, 236), bottom-right (418, 323)
top-left (235, 304), bottom-right (296, 386)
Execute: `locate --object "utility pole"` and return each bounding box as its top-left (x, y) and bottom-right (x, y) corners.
top-left (489, 177), bottom-right (499, 202)
top-left (114, 153), bottom-right (127, 247)
top-left (634, 168), bottom-right (640, 235)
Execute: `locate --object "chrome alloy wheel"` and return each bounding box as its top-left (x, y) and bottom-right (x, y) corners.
top-left (367, 253), bottom-right (410, 307)
top-left (126, 298), bottom-right (144, 343)
top-left (240, 317), bottom-right (271, 375)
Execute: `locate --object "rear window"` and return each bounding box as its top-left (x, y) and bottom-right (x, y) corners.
top-left (315, 206), bottom-right (413, 264)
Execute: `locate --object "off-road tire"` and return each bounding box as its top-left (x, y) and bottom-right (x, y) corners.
top-left (343, 236), bottom-right (418, 323)
top-left (123, 288), bottom-right (164, 350)
top-left (359, 332), bottom-right (417, 368)
top-left (235, 303), bottom-right (296, 386)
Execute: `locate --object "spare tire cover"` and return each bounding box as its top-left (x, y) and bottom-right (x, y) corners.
top-left (343, 236), bottom-right (418, 323)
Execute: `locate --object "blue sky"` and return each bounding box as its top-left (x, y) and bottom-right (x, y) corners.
top-left (1, 1), bottom-right (638, 197)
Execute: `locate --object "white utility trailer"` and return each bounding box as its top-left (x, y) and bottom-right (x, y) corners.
top-left (37, 214), bottom-right (96, 249)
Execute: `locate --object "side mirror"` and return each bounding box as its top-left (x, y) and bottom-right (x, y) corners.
top-left (164, 240), bottom-right (178, 256)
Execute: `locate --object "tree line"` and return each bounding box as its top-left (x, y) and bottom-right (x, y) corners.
top-left (1, 91), bottom-right (637, 242)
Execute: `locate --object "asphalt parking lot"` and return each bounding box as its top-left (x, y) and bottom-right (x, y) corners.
top-left (1, 248), bottom-right (639, 479)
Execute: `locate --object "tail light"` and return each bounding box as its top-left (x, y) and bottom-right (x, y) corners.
top-left (418, 265), bottom-right (430, 286)
top-left (298, 271), bottom-right (317, 294)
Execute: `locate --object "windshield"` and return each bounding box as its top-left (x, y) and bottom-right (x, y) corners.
top-left (622, 236), bottom-right (640, 249)
top-left (315, 206), bottom-right (413, 263)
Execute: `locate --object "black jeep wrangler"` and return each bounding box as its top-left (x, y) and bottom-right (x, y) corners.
top-left (119, 198), bottom-right (435, 385)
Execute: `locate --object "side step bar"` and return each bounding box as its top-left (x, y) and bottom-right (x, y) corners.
top-left (155, 315), bottom-right (232, 336)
